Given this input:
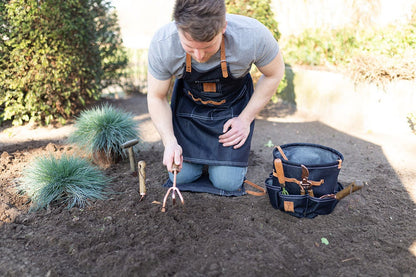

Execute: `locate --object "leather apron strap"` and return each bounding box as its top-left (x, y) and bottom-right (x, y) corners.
top-left (186, 54), bottom-right (192, 73)
top-left (185, 36), bottom-right (228, 79)
top-left (220, 37), bottom-right (228, 78)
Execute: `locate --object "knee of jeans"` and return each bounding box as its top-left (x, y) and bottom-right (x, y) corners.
top-left (210, 174), bottom-right (244, 191)
top-left (169, 164), bottom-right (203, 184)
top-left (169, 172), bottom-right (199, 184)
top-left (209, 166), bottom-right (247, 191)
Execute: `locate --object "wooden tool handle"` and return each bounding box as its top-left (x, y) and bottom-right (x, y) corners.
top-left (121, 138), bottom-right (139, 149)
top-left (336, 182), bottom-right (363, 200)
top-left (172, 163), bottom-right (180, 172)
top-left (138, 161), bottom-right (146, 195)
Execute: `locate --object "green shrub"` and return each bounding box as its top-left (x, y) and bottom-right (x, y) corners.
top-left (0, 0), bottom-right (127, 126)
top-left (94, 1), bottom-right (128, 89)
top-left (120, 48), bottom-right (149, 94)
top-left (0, 0), bottom-right (9, 123)
top-left (19, 154), bottom-right (111, 210)
top-left (282, 28), bottom-right (358, 67)
top-left (281, 22), bottom-right (416, 83)
top-left (68, 104), bottom-right (139, 163)
top-left (226, 0), bottom-right (280, 41)
top-left (226, 0), bottom-right (285, 101)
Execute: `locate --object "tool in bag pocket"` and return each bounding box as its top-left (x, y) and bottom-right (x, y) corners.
top-left (265, 143), bottom-right (358, 218)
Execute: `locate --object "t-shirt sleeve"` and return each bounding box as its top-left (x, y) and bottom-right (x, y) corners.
top-left (253, 22), bottom-right (280, 68)
top-left (147, 35), bottom-right (173, 81)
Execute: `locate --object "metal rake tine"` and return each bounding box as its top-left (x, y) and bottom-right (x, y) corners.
top-left (172, 189), bottom-right (176, 205)
top-left (161, 187), bottom-right (173, 212)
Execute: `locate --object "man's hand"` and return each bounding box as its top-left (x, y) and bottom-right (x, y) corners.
top-left (218, 117), bottom-right (251, 149)
top-left (218, 50), bottom-right (285, 150)
top-left (163, 142), bottom-right (183, 172)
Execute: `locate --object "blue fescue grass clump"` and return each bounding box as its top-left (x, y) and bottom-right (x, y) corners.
top-left (19, 154), bottom-right (112, 210)
top-left (68, 103), bottom-right (139, 160)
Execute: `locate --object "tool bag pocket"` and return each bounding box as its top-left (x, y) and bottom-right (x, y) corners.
top-left (265, 143), bottom-right (344, 218)
top-left (266, 176), bottom-right (343, 218)
top-left (305, 183), bottom-right (343, 217)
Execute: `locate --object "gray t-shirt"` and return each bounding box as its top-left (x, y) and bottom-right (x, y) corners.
top-left (148, 14), bottom-right (280, 81)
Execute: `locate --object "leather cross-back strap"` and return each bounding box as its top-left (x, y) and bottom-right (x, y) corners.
top-left (186, 54), bottom-right (192, 73)
top-left (220, 36), bottom-right (228, 78)
top-left (185, 36), bottom-right (228, 79)
top-left (244, 180), bottom-right (266, 196)
top-left (273, 158), bottom-right (324, 187)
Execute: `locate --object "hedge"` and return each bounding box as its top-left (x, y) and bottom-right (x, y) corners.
top-left (0, 0), bottom-right (127, 126)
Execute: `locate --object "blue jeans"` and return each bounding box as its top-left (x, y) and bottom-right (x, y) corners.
top-left (168, 162), bottom-right (247, 191)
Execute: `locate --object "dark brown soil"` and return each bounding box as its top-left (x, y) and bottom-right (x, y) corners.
top-left (1, 94), bottom-right (415, 277)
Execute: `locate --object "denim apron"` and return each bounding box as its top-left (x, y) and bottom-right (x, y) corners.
top-left (171, 37), bottom-right (255, 167)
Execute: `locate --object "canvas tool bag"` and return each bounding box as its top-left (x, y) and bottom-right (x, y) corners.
top-left (265, 143), bottom-right (344, 218)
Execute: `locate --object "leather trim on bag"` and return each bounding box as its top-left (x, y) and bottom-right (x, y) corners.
top-left (284, 201), bottom-right (295, 212)
top-left (273, 158), bottom-right (324, 187)
top-left (244, 180), bottom-right (266, 196)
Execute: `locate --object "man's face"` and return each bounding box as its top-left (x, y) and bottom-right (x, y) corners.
top-left (178, 26), bottom-right (226, 63)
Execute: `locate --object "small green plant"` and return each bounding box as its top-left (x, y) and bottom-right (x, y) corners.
top-left (19, 154), bottom-right (111, 210)
top-left (68, 104), bottom-right (139, 164)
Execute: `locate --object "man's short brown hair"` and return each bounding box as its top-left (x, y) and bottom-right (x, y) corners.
top-left (173, 0), bottom-right (226, 42)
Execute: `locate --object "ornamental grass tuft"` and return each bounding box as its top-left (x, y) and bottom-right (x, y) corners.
top-left (68, 104), bottom-right (139, 164)
top-left (19, 154), bottom-right (111, 210)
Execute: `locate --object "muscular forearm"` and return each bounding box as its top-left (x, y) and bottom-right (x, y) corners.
top-left (147, 74), bottom-right (174, 145)
top-left (147, 74), bottom-right (183, 169)
top-left (239, 51), bottom-right (285, 124)
top-left (147, 95), bottom-right (177, 146)
top-left (239, 74), bottom-right (281, 123)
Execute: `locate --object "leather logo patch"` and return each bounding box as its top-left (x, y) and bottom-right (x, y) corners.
top-left (203, 82), bottom-right (216, 92)
top-left (284, 201), bottom-right (294, 212)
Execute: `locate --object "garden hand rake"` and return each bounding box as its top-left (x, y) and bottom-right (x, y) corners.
top-left (161, 164), bottom-right (184, 212)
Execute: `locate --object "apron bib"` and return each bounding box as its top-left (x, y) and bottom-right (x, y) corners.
top-left (171, 37), bottom-right (254, 166)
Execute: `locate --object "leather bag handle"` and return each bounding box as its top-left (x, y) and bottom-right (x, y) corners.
top-left (244, 180), bottom-right (266, 196)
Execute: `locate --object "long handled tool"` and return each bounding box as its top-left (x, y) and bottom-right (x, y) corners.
top-left (320, 181), bottom-right (364, 200)
top-left (161, 164), bottom-right (184, 212)
top-left (121, 139), bottom-right (139, 173)
top-left (138, 161), bottom-right (146, 201)
top-left (334, 182), bottom-right (364, 200)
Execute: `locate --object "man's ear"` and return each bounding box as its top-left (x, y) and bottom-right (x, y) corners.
top-left (222, 21), bottom-right (228, 34)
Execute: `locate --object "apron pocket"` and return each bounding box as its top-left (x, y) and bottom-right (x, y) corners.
top-left (185, 87), bottom-right (226, 106)
top-left (177, 96), bottom-right (234, 120)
